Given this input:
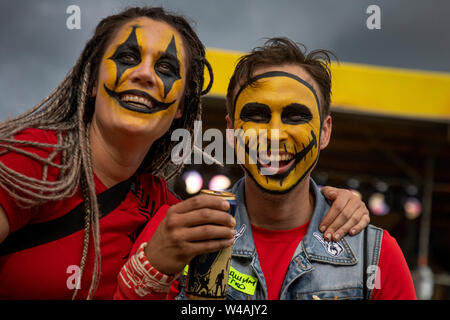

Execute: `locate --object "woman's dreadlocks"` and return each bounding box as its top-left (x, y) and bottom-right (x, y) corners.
top-left (0, 7), bottom-right (213, 299)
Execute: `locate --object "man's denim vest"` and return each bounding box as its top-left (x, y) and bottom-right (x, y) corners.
top-left (177, 177), bottom-right (383, 300)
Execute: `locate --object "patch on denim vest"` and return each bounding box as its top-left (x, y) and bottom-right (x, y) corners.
top-left (228, 266), bottom-right (258, 295)
top-left (234, 224), bottom-right (246, 242)
top-left (313, 232), bottom-right (344, 257)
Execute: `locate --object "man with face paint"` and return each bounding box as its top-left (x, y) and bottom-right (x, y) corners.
top-left (215, 38), bottom-right (415, 300)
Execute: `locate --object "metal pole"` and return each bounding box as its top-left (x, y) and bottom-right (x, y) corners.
top-left (414, 157), bottom-right (435, 299)
top-left (418, 157), bottom-right (435, 266)
top-left (418, 157), bottom-right (435, 264)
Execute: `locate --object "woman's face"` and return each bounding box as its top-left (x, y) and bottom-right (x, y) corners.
top-left (93, 17), bottom-right (187, 146)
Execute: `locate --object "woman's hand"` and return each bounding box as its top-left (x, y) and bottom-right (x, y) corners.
top-left (320, 187), bottom-right (370, 242)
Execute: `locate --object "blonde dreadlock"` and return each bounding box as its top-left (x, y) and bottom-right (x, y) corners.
top-left (0, 7), bottom-right (213, 299)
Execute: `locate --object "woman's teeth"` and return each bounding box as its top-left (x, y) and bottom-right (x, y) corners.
top-left (120, 94), bottom-right (152, 109)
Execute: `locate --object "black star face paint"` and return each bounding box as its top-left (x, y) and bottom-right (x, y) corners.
top-left (108, 25), bottom-right (142, 87)
top-left (155, 36), bottom-right (182, 98)
top-left (233, 69), bottom-right (322, 194)
top-left (96, 18), bottom-right (186, 129)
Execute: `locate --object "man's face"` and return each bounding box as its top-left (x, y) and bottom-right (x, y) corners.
top-left (232, 65), bottom-right (323, 194)
top-left (94, 17), bottom-right (186, 142)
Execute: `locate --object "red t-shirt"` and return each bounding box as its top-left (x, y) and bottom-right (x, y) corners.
top-left (252, 222), bottom-right (310, 300)
top-left (371, 231), bottom-right (417, 300)
top-left (0, 128), bottom-right (179, 299)
top-left (252, 224), bottom-right (416, 300)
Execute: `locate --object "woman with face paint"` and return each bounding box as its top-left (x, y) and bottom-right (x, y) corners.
top-left (0, 8), bottom-right (370, 300)
top-left (0, 7), bottom-right (214, 300)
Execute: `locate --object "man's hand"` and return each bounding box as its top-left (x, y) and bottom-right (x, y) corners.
top-left (319, 186), bottom-right (370, 242)
top-left (144, 195), bottom-right (236, 275)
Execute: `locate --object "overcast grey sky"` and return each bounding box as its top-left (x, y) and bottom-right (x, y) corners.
top-left (0, 0), bottom-right (449, 118)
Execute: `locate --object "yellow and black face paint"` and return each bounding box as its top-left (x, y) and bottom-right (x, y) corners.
top-left (233, 71), bottom-right (322, 194)
top-left (101, 19), bottom-right (185, 117)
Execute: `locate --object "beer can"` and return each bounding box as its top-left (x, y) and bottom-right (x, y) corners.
top-left (185, 189), bottom-right (236, 300)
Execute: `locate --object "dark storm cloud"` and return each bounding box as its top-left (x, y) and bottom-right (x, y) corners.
top-left (0, 0), bottom-right (449, 118)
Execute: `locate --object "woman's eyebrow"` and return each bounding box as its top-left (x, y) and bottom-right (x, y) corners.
top-left (122, 43), bottom-right (141, 52)
top-left (158, 36), bottom-right (181, 65)
top-left (157, 51), bottom-right (179, 64)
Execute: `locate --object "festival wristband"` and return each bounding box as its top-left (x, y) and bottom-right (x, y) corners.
top-left (118, 242), bottom-right (180, 297)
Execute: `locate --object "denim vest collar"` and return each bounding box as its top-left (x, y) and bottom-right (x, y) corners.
top-left (230, 178), bottom-right (257, 260)
top-left (230, 177), bottom-right (358, 267)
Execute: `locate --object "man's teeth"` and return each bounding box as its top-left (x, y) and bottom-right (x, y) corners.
top-left (259, 153), bottom-right (293, 162)
top-left (120, 94), bottom-right (152, 108)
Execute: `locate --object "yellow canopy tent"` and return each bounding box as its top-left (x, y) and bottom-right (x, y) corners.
top-left (205, 48), bottom-right (450, 122)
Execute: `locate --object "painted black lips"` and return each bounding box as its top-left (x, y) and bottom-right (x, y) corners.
top-left (104, 84), bottom-right (176, 114)
top-left (263, 130), bottom-right (317, 182)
